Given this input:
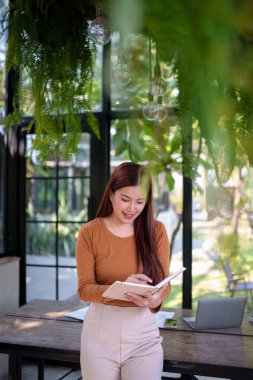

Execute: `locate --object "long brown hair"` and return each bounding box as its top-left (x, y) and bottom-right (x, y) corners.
top-left (96, 162), bottom-right (164, 284)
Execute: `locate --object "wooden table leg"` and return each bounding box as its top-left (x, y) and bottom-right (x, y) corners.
top-left (9, 354), bottom-right (22, 380)
top-left (38, 359), bottom-right (44, 380)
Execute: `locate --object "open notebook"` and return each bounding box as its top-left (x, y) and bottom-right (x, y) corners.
top-left (102, 267), bottom-right (186, 301)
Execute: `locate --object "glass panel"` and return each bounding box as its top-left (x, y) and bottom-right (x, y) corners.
top-left (26, 178), bottom-right (56, 221)
top-left (156, 172), bottom-right (183, 308)
top-left (58, 133), bottom-right (91, 177)
top-left (59, 165), bottom-right (90, 178)
top-left (111, 33), bottom-right (177, 112)
top-left (192, 160), bottom-right (253, 309)
top-left (192, 164), bottom-right (229, 306)
top-left (26, 266), bottom-right (56, 302)
top-left (111, 33), bottom-right (146, 111)
top-left (58, 178), bottom-right (89, 221)
top-left (26, 222), bottom-right (56, 265)
top-left (26, 135), bottom-right (57, 177)
top-left (58, 267), bottom-right (78, 301)
top-left (26, 160), bottom-right (57, 179)
top-left (90, 46), bottom-right (102, 111)
top-left (58, 223), bottom-right (82, 266)
top-left (26, 134), bottom-right (90, 178)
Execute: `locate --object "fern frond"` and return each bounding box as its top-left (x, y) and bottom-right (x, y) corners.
top-left (1, 0), bottom-right (98, 162)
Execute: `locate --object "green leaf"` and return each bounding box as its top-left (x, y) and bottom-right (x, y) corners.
top-left (167, 171), bottom-right (175, 191)
top-left (112, 125), bottom-right (128, 155)
top-left (128, 120), bottom-right (144, 161)
top-left (170, 132), bottom-right (182, 154)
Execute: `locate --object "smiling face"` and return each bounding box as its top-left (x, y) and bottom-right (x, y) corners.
top-left (110, 185), bottom-right (147, 225)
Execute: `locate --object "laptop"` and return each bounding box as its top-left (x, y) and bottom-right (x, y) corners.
top-left (183, 297), bottom-right (247, 330)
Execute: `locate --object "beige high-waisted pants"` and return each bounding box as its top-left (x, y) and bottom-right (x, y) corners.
top-left (80, 302), bottom-right (163, 380)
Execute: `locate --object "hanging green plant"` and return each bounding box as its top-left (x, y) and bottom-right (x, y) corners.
top-left (1, 0), bottom-right (100, 161)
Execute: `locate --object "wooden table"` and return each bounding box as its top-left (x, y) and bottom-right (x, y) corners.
top-left (0, 299), bottom-right (253, 380)
top-left (0, 299), bottom-right (84, 380)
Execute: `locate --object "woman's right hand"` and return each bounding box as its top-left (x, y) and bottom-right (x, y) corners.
top-left (125, 274), bottom-right (153, 285)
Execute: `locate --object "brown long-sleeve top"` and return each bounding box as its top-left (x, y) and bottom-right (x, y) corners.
top-left (75, 217), bottom-right (170, 309)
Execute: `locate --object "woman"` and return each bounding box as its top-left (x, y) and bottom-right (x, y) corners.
top-left (75, 162), bottom-right (171, 380)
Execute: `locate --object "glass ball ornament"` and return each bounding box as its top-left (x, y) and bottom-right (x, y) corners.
top-left (88, 16), bottom-right (112, 46)
top-left (154, 104), bottom-right (168, 122)
top-left (143, 102), bottom-right (157, 121)
top-left (113, 63), bottom-right (131, 86)
top-left (149, 76), bottom-right (167, 97)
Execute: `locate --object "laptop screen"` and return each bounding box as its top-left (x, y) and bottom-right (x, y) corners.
top-left (192, 297), bottom-right (246, 329)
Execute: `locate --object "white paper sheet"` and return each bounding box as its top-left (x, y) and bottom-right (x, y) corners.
top-left (65, 306), bottom-right (89, 321)
top-left (156, 310), bottom-right (175, 328)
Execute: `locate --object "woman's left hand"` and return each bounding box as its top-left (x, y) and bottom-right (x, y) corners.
top-left (124, 283), bottom-right (170, 309)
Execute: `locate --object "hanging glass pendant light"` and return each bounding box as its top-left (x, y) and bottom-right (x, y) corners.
top-left (143, 93), bottom-right (156, 120)
top-left (143, 37), bottom-right (156, 120)
top-left (113, 45), bottom-right (131, 86)
top-left (149, 50), bottom-right (167, 97)
top-left (88, 6), bottom-right (112, 46)
top-left (154, 96), bottom-right (168, 122)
